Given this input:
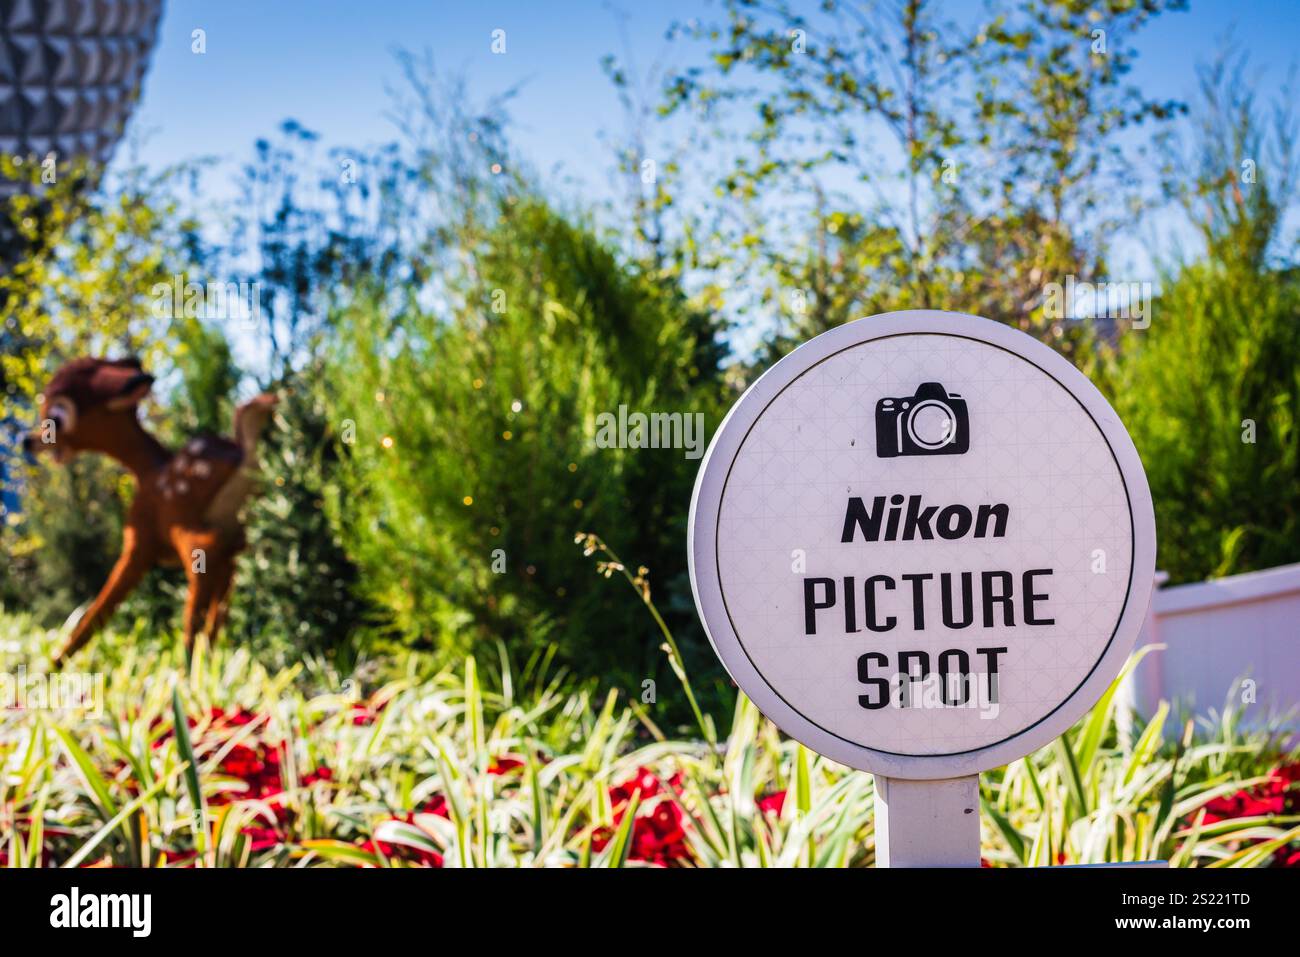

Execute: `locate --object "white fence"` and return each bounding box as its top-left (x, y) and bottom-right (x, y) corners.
top-left (1118, 562), bottom-right (1300, 731)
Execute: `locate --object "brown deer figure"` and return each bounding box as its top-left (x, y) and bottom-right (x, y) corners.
top-left (21, 358), bottom-right (278, 667)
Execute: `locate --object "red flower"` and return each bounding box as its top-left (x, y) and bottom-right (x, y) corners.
top-left (632, 799), bottom-right (690, 864)
top-left (346, 698), bottom-right (389, 727)
top-left (358, 834), bottom-right (444, 868)
top-left (210, 706), bottom-right (258, 727)
top-left (1270, 762), bottom-right (1300, 785)
top-left (1202, 791), bottom-right (1284, 825)
top-left (1270, 762), bottom-right (1300, 812)
top-left (591, 768), bottom-right (693, 866)
top-left (221, 744), bottom-right (266, 780)
top-left (421, 795), bottom-right (451, 818)
top-left (757, 790), bottom-right (786, 817)
top-left (609, 767), bottom-right (662, 806)
top-left (1188, 760), bottom-right (1300, 868)
top-left (488, 756), bottom-right (525, 775)
top-left (241, 827), bottom-right (283, 853)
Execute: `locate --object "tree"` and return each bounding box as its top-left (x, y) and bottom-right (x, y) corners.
top-left (325, 179), bottom-right (728, 709)
top-left (232, 357), bottom-right (375, 659)
top-left (657, 0), bottom-right (1186, 362)
top-left (1104, 54), bottom-right (1300, 582)
top-left (0, 158), bottom-right (198, 619)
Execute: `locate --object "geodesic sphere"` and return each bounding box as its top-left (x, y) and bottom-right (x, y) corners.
top-left (0, 0), bottom-right (163, 177)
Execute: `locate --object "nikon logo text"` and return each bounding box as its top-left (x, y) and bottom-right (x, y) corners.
top-left (841, 494), bottom-right (1009, 543)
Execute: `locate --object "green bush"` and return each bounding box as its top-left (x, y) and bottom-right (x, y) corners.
top-left (1102, 59), bottom-right (1300, 584)
top-left (323, 195), bottom-right (728, 713)
top-left (1107, 250), bottom-right (1300, 582)
top-left (0, 457), bottom-right (126, 625)
top-left (231, 360), bottom-right (375, 660)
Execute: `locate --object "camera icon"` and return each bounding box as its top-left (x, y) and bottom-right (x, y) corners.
top-left (875, 382), bottom-right (969, 457)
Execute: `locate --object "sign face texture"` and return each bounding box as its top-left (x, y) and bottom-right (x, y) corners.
top-left (689, 311), bottom-right (1157, 778)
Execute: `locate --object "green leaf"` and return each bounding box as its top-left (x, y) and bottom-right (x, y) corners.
top-left (1123, 702), bottom-right (1169, 787)
top-left (172, 686), bottom-right (208, 856)
top-left (63, 773), bottom-right (173, 869)
top-left (52, 725), bottom-right (119, 824)
top-left (300, 840), bottom-right (381, 866)
top-left (1055, 731), bottom-right (1088, 818)
top-left (605, 789), bottom-right (642, 868)
top-left (981, 793), bottom-right (1026, 863)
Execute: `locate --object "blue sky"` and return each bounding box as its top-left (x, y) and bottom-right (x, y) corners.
top-left (117, 0), bottom-right (1298, 316)
top-left (126, 1), bottom-right (711, 203)
top-left (127, 1), bottom-right (1298, 198)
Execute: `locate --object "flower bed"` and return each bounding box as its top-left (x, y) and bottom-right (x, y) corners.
top-left (1, 612), bottom-right (1297, 868)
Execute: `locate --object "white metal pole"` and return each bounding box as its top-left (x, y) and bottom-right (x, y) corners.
top-left (874, 774), bottom-right (981, 867)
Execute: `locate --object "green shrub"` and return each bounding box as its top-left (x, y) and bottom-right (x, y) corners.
top-left (1108, 250), bottom-right (1300, 582)
top-left (231, 361), bottom-right (375, 660)
top-left (323, 195), bottom-right (728, 714)
top-left (1102, 59), bottom-right (1300, 583)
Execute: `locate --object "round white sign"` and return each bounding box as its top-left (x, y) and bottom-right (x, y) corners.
top-left (689, 311), bottom-right (1156, 779)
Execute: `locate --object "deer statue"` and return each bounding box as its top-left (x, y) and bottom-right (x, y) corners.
top-left (21, 357), bottom-right (278, 667)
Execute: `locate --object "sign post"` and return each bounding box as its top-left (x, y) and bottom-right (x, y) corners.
top-left (874, 774), bottom-right (980, 867)
top-left (689, 310), bottom-right (1156, 866)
